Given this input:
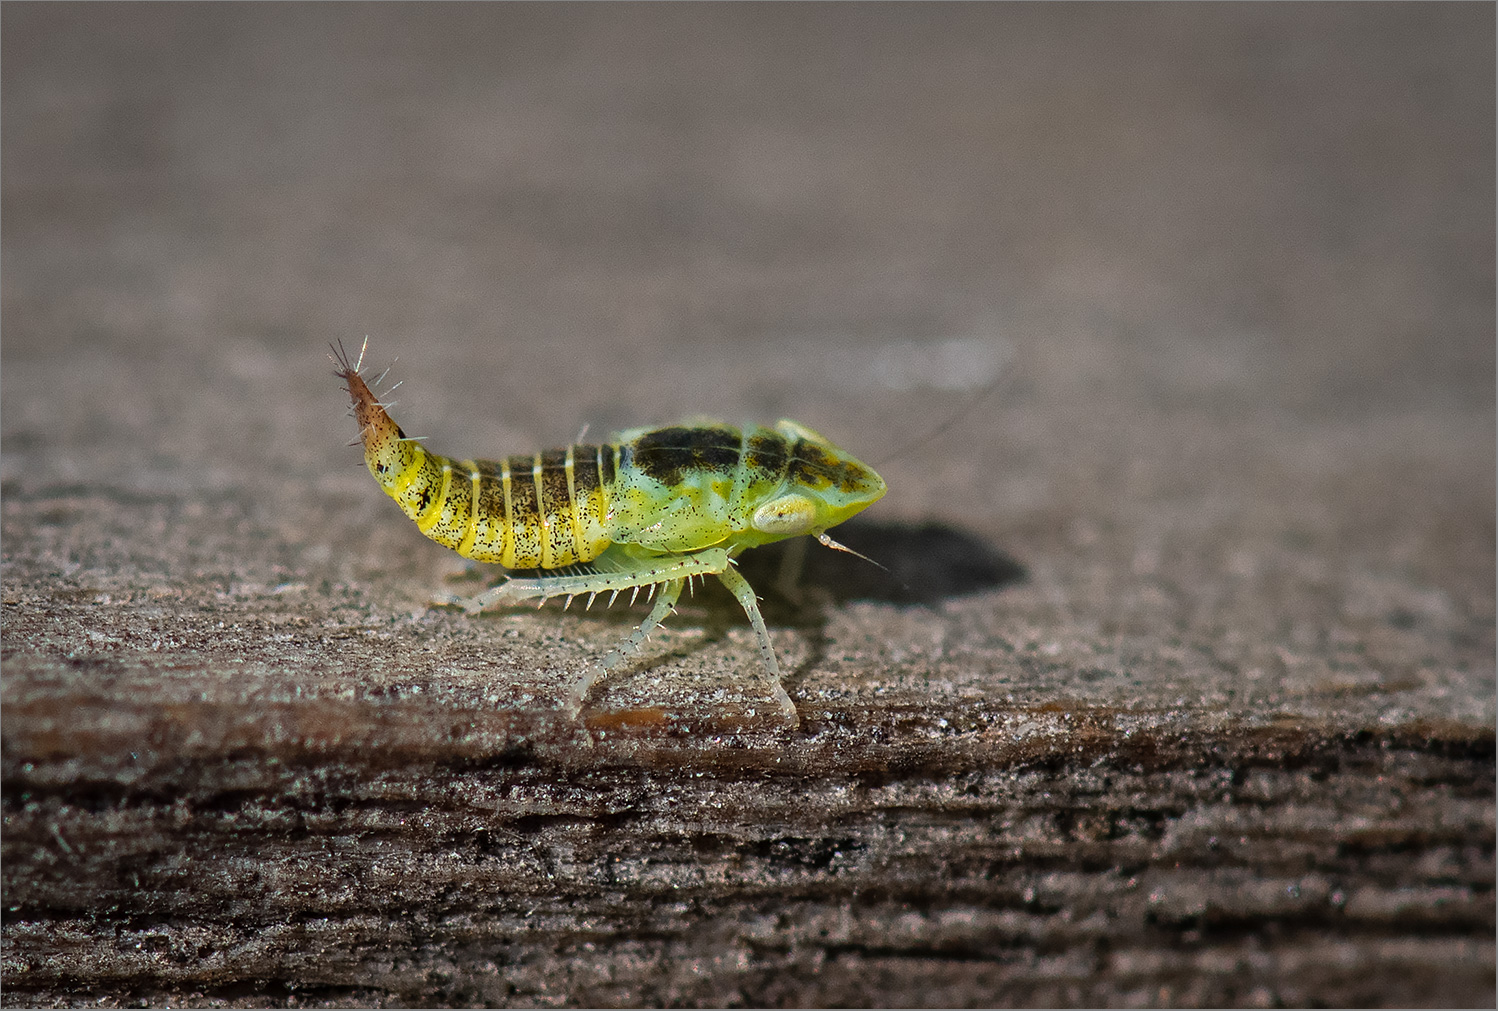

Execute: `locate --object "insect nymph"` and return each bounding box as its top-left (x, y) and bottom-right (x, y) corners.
top-left (333, 341), bottom-right (886, 723)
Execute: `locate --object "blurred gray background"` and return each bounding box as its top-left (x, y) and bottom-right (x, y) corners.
top-left (2, 4), bottom-right (1492, 1007)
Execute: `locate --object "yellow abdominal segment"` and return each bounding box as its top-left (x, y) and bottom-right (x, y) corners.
top-left (382, 443), bottom-right (616, 569)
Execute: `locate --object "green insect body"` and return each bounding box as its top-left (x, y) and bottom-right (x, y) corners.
top-left (333, 342), bottom-right (886, 722)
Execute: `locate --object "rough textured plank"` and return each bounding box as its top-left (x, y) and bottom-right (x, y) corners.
top-left (4, 658), bottom-right (1492, 1008)
top-left (3, 5), bottom-right (1493, 1008)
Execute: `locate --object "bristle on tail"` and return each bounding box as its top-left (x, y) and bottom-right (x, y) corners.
top-left (330, 338), bottom-right (403, 452)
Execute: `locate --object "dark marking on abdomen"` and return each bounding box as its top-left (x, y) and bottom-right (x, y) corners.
top-left (537, 449), bottom-right (570, 517)
top-left (572, 444), bottom-right (602, 496)
top-left (473, 459), bottom-right (507, 528)
top-left (506, 455), bottom-right (542, 525)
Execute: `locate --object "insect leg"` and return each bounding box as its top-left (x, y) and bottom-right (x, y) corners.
top-left (715, 564), bottom-right (798, 725)
top-left (567, 577), bottom-right (686, 718)
top-left (774, 535), bottom-right (808, 606)
top-left (432, 547), bottom-right (732, 614)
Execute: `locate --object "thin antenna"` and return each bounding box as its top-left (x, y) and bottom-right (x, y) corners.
top-left (874, 362), bottom-right (1012, 467)
top-left (816, 531), bottom-right (889, 572)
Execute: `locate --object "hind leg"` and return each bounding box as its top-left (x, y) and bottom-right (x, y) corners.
top-left (432, 547), bottom-right (730, 614)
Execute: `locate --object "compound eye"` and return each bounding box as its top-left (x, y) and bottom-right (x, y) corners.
top-left (752, 495), bottom-right (817, 536)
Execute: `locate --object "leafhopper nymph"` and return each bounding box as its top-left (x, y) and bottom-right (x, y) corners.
top-left (333, 340), bottom-right (886, 724)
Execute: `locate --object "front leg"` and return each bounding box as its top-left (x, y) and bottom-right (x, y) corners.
top-left (716, 564), bottom-right (798, 725)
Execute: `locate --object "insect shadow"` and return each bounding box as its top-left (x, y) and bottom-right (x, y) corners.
top-left (763, 517), bottom-right (1025, 606)
top-left (693, 519), bottom-right (1025, 684)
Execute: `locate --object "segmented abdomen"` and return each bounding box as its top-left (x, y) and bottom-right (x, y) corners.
top-left (391, 443), bottom-right (617, 568)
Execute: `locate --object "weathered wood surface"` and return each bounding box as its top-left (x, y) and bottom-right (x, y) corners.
top-left (3, 5), bottom-right (1493, 1007)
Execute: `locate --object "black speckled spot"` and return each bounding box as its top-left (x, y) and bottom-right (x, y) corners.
top-left (538, 449), bottom-right (570, 516)
top-left (506, 455), bottom-right (541, 525)
top-left (787, 439), bottom-right (844, 490)
top-left (631, 426), bottom-right (742, 486)
top-left (572, 444), bottom-right (601, 496)
top-left (473, 459), bottom-right (506, 526)
top-left (745, 432), bottom-right (790, 480)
